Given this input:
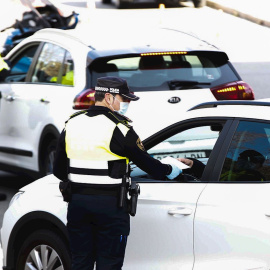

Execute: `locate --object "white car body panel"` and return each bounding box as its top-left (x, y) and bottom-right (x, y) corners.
top-left (124, 182), bottom-right (207, 269)
top-left (1, 175), bottom-right (207, 269)
top-left (129, 89), bottom-right (216, 140)
top-left (0, 83), bottom-right (76, 170)
top-left (194, 183), bottom-right (270, 270)
top-left (1, 175), bottom-right (67, 266)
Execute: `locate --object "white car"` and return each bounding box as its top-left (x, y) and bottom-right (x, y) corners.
top-left (2, 100), bottom-right (270, 270)
top-left (0, 27), bottom-right (254, 178)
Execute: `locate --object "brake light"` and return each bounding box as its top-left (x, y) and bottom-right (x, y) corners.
top-left (210, 81), bottom-right (255, 100)
top-left (73, 89), bottom-right (95, 110)
top-left (141, 51), bottom-right (187, 56)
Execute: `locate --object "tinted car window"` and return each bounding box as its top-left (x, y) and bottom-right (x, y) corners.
top-left (31, 43), bottom-right (67, 85)
top-left (219, 121), bottom-right (270, 182)
top-left (89, 52), bottom-right (239, 91)
top-left (3, 45), bottom-right (39, 83)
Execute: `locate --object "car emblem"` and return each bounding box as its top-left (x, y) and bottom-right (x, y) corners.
top-left (168, 97), bottom-right (181, 104)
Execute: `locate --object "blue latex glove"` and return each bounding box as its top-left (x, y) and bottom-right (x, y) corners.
top-left (161, 157), bottom-right (183, 180)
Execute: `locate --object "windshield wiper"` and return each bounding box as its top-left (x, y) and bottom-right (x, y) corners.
top-left (168, 80), bottom-right (211, 90)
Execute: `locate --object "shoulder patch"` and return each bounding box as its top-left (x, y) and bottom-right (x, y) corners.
top-left (136, 138), bottom-right (145, 151)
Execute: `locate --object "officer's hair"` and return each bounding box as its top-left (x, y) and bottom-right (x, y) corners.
top-left (95, 91), bottom-right (116, 102)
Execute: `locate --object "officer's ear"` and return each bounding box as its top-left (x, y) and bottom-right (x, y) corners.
top-left (104, 93), bottom-right (111, 103)
top-left (105, 93), bottom-right (115, 105)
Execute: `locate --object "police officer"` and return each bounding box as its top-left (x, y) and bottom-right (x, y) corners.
top-left (53, 76), bottom-right (184, 270)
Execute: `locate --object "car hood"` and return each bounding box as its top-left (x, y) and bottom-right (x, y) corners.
top-left (20, 174), bottom-right (61, 196)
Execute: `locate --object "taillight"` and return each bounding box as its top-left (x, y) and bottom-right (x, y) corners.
top-left (210, 81), bottom-right (255, 100)
top-left (73, 89), bottom-right (95, 110)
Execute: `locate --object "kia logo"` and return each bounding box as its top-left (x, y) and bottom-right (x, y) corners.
top-left (168, 97), bottom-right (181, 104)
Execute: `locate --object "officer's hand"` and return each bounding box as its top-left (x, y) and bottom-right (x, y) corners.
top-left (161, 157), bottom-right (183, 180)
top-left (177, 158), bottom-right (194, 168)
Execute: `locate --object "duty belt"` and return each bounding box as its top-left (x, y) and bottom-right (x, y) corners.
top-left (71, 183), bottom-right (120, 196)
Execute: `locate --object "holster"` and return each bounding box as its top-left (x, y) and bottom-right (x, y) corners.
top-left (59, 181), bottom-right (72, 202)
top-left (118, 174), bottom-right (140, 216)
top-left (127, 181), bottom-right (140, 217)
top-left (118, 176), bottom-right (128, 209)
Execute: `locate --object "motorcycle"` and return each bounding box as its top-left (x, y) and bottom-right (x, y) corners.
top-left (0, 0), bottom-right (79, 56)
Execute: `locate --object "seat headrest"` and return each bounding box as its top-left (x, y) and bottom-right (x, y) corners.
top-left (139, 56), bottom-right (165, 70)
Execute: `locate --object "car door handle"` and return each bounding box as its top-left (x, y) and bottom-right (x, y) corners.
top-left (168, 207), bottom-right (193, 216)
top-left (5, 95), bottom-right (16, 102)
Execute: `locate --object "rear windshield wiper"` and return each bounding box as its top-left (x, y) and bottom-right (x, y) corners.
top-left (168, 80), bottom-right (211, 90)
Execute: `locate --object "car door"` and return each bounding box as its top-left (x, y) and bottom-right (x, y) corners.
top-left (0, 43), bottom-right (41, 168)
top-left (124, 118), bottom-right (231, 270)
top-left (194, 119), bottom-right (270, 269)
top-left (0, 42), bottom-right (79, 172)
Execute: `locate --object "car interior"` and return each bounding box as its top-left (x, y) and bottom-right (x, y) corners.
top-left (130, 122), bottom-right (224, 182)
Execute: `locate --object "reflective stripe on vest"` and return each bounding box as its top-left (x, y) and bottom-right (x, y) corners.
top-left (65, 113), bottom-right (129, 185)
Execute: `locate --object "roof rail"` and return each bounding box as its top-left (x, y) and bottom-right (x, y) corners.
top-left (188, 100), bottom-right (270, 111)
top-left (33, 29), bottom-right (88, 46)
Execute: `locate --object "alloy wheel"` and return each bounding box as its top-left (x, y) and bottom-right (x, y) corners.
top-left (25, 244), bottom-right (64, 270)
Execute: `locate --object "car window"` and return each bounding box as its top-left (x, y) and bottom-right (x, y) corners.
top-left (89, 52), bottom-right (239, 91)
top-left (60, 51), bottom-right (74, 86)
top-left (131, 124), bottom-right (222, 180)
top-left (31, 43), bottom-right (73, 86)
top-left (219, 121), bottom-right (270, 182)
top-left (3, 45), bottom-right (39, 83)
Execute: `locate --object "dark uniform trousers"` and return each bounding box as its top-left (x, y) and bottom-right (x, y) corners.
top-left (67, 194), bottom-right (130, 270)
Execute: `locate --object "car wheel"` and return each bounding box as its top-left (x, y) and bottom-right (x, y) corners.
top-left (16, 230), bottom-right (71, 270)
top-left (102, 0), bottom-right (111, 4)
top-left (192, 0), bottom-right (206, 7)
top-left (40, 139), bottom-right (57, 176)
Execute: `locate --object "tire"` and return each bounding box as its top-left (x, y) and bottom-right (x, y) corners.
top-left (40, 139), bottom-right (57, 177)
top-left (16, 230), bottom-right (71, 270)
top-left (102, 0), bottom-right (111, 4)
top-left (193, 0), bottom-right (206, 8)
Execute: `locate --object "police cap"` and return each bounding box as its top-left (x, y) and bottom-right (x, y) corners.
top-left (95, 76), bottom-right (139, 101)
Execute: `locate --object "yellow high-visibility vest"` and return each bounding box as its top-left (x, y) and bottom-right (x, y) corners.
top-left (65, 112), bottom-right (129, 185)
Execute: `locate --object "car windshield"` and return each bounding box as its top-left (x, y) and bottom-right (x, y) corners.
top-left (89, 51), bottom-right (239, 92)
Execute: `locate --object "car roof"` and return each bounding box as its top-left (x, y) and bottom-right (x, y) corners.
top-left (184, 100), bottom-right (270, 122)
top-left (31, 27), bottom-right (226, 58)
